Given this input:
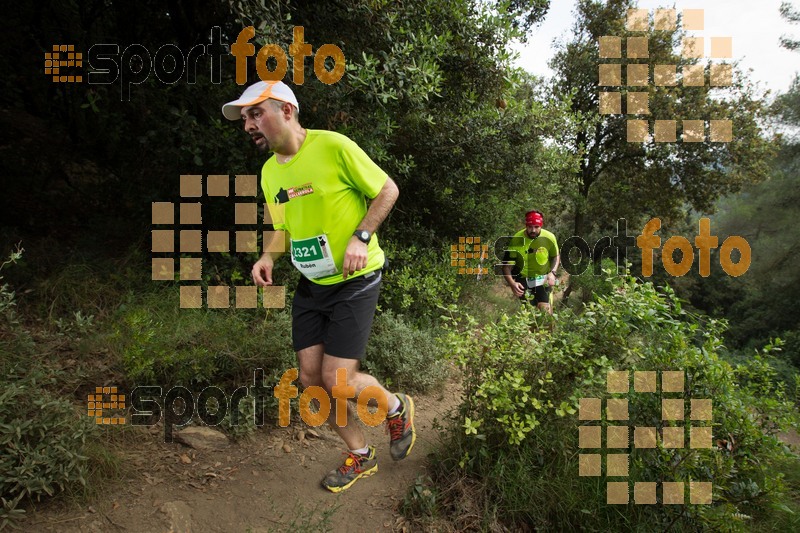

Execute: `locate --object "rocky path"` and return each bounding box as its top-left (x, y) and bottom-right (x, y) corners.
top-left (27, 387), bottom-right (459, 533)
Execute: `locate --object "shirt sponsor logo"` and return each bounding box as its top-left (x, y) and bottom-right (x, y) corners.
top-left (288, 183), bottom-right (314, 199)
top-left (274, 183), bottom-right (314, 204)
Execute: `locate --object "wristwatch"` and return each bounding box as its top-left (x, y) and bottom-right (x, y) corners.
top-left (353, 230), bottom-right (371, 244)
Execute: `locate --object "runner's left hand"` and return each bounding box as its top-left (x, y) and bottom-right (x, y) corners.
top-left (342, 237), bottom-right (368, 280)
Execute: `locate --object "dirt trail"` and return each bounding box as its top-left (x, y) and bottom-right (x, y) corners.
top-left (28, 387), bottom-right (459, 533)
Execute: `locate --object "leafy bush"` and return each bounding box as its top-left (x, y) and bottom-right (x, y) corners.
top-left (1, 250), bottom-right (98, 528)
top-left (364, 311), bottom-right (449, 393)
top-left (563, 257), bottom-right (618, 307)
top-left (218, 393), bottom-right (258, 441)
top-left (0, 245), bottom-right (33, 356)
top-left (427, 275), bottom-right (799, 531)
top-left (725, 337), bottom-right (800, 404)
top-left (0, 247), bottom-right (22, 323)
top-left (110, 289), bottom-right (296, 388)
top-left (0, 369), bottom-right (97, 528)
top-left (379, 241), bottom-right (462, 327)
top-left (780, 330), bottom-right (800, 371)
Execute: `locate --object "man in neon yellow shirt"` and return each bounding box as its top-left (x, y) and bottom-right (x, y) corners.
top-left (502, 210), bottom-right (560, 314)
top-left (222, 81), bottom-right (415, 493)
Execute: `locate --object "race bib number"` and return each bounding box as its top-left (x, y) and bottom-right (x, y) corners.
top-left (526, 275), bottom-right (547, 288)
top-left (290, 235), bottom-right (338, 279)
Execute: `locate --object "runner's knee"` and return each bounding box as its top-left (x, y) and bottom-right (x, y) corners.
top-left (321, 368), bottom-right (340, 392)
top-left (321, 366), bottom-right (363, 392)
top-left (299, 368), bottom-right (323, 389)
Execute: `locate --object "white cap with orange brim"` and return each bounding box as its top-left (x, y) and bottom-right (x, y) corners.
top-left (221, 81), bottom-right (299, 120)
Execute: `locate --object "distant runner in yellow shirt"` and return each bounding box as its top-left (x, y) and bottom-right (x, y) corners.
top-left (502, 210), bottom-right (560, 314)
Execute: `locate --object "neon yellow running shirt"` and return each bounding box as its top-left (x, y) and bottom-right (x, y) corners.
top-left (261, 130), bottom-right (388, 285)
top-left (506, 228), bottom-right (559, 278)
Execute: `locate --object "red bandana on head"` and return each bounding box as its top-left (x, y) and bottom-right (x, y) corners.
top-left (525, 211), bottom-right (543, 226)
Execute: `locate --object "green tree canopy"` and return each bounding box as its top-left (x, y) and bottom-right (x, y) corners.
top-left (549, 0), bottom-right (775, 240)
top-left (696, 62), bottom-right (800, 356)
top-left (1, 0), bottom-right (565, 251)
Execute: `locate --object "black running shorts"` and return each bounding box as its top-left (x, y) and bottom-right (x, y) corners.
top-left (513, 275), bottom-right (552, 305)
top-left (291, 270), bottom-right (382, 360)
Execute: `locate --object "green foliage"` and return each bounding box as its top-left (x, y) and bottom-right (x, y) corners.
top-left (457, 277), bottom-right (522, 327)
top-left (783, 330), bottom-right (800, 369)
top-left (0, 246), bottom-right (22, 323)
top-left (0, 369), bottom-right (97, 528)
top-left (219, 394), bottom-right (257, 441)
top-left (441, 303), bottom-right (599, 454)
top-left (563, 257), bottom-right (618, 307)
top-left (751, 455), bottom-right (800, 531)
top-left (363, 311), bottom-right (449, 394)
top-left (430, 275), bottom-right (799, 530)
top-left (0, 245), bottom-right (33, 356)
top-left (551, 0), bottom-right (775, 237)
top-left (0, 248), bottom-right (103, 528)
top-left (723, 338), bottom-right (800, 405)
top-left (781, 1), bottom-right (800, 51)
top-left (25, 247), bottom-right (150, 322)
top-left (109, 288), bottom-right (309, 438)
top-left (110, 289), bottom-right (296, 388)
top-left (687, 74), bottom-right (800, 368)
top-left (379, 241), bottom-right (462, 326)
top-left (401, 475), bottom-right (440, 520)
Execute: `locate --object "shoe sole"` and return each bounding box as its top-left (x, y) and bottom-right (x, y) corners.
top-left (322, 464), bottom-right (378, 493)
top-left (392, 394), bottom-right (417, 461)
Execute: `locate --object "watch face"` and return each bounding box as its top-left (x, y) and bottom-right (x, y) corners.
top-left (359, 231), bottom-right (369, 241)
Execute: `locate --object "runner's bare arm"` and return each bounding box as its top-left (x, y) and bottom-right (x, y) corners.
top-left (547, 253), bottom-right (561, 287)
top-left (342, 178), bottom-right (399, 279)
top-left (356, 177), bottom-right (399, 233)
top-left (550, 254), bottom-right (561, 274)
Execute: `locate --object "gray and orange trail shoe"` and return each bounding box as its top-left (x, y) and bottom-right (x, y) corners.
top-left (321, 446), bottom-right (378, 493)
top-left (386, 393), bottom-right (416, 460)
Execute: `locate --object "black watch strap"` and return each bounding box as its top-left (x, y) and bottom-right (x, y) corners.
top-left (354, 230), bottom-right (371, 244)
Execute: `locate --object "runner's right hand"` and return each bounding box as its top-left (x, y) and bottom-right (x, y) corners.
top-left (511, 282), bottom-right (525, 298)
top-left (252, 256), bottom-right (274, 287)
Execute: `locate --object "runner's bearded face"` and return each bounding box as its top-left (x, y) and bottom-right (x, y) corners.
top-left (242, 103), bottom-right (281, 153)
top-left (525, 224), bottom-right (542, 239)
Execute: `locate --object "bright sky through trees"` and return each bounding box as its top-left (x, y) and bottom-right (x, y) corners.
top-left (514, 0), bottom-right (800, 93)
